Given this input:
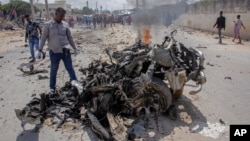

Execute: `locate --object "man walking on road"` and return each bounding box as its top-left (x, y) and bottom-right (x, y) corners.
top-left (110, 14), bottom-right (115, 27)
top-left (213, 11), bottom-right (226, 44)
top-left (25, 14), bottom-right (43, 62)
top-left (39, 7), bottom-right (78, 94)
top-left (232, 15), bottom-right (246, 44)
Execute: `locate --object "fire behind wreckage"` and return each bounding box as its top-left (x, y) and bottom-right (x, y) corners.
top-left (15, 30), bottom-right (206, 140)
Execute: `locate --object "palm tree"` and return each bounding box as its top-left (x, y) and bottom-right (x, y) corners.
top-left (44, 0), bottom-right (49, 19)
top-left (30, 0), bottom-right (35, 19)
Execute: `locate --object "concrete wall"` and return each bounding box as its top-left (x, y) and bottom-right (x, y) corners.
top-left (174, 0), bottom-right (250, 39)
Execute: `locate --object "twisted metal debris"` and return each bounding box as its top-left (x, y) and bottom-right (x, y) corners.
top-left (15, 30), bottom-right (206, 140)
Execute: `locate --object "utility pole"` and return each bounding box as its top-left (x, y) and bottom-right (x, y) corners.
top-left (86, 1), bottom-right (89, 8)
top-left (136, 0), bottom-right (139, 9)
top-left (96, 1), bottom-right (97, 10)
top-left (44, 0), bottom-right (49, 19)
top-left (29, 0), bottom-right (35, 19)
top-left (142, 0), bottom-right (146, 9)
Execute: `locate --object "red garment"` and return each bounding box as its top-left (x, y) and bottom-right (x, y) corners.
top-left (69, 17), bottom-right (74, 22)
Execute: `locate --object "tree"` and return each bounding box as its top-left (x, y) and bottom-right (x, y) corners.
top-left (29, 0), bottom-right (35, 18)
top-left (44, 0), bottom-right (49, 19)
top-left (82, 7), bottom-right (94, 14)
top-left (72, 8), bottom-right (82, 14)
top-left (1, 0), bottom-right (39, 17)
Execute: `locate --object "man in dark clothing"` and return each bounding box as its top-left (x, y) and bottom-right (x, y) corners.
top-left (110, 14), bottom-right (115, 27)
top-left (93, 16), bottom-right (97, 29)
top-left (25, 14), bottom-right (44, 62)
top-left (213, 11), bottom-right (226, 44)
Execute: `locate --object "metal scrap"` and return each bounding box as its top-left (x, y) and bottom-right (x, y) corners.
top-left (15, 30), bottom-right (206, 140)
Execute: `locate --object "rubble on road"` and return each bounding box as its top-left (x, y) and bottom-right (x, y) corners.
top-left (15, 30), bottom-right (206, 140)
top-left (0, 18), bottom-right (24, 31)
top-left (19, 68), bottom-right (48, 76)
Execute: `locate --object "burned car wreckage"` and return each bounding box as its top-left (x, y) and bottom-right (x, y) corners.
top-left (15, 30), bottom-right (206, 140)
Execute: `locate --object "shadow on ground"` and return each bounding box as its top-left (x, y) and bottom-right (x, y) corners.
top-left (138, 95), bottom-right (208, 141)
top-left (16, 124), bottom-right (40, 141)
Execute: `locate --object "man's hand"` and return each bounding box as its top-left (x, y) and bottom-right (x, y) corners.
top-left (74, 49), bottom-right (78, 57)
top-left (39, 49), bottom-right (46, 59)
top-left (25, 39), bottom-right (27, 43)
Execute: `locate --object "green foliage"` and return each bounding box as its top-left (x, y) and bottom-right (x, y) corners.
top-left (1, 0), bottom-right (39, 16)
top-left (200, 0), bottom-right (216, 7)
top-left (72, 8), bottom-right (82, 14)
top-left (82, 7), bottom-right (94, 14)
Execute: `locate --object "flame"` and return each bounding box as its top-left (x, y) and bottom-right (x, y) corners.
top-left (143, 27), bottom-right (150, 45)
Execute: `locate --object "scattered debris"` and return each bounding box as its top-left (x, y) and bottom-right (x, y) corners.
top-left (196, 46), bottom-right (207, 49)
top-left (219, 119), bottom-right (225, 125)
top-left (15, 30), bottom-right (206, 140)
top-left (38, 75), bottom-right (49, 80)
top-left (207, 62), bottom-right (214, 67)
top-left (0, 98), bottom-right (3, 101)
top-left (9, 40), bottom-right (22, 43)
top-left (0, 56), bottom-right (4, 59)
top-left (4, 25), bottom-right (15, 30)
top-left (31, 94), bottom-right (36, 97)
top-left (196, 44), bottom-right (207, 48)
top-left (224, 77), bottom-right (232, 80)
top-left (19, 68), bottom-right (48, 76)
top-left (216, 55), bottom-right (221, 58)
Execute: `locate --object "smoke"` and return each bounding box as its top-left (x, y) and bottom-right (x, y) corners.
top-left (126, 0), bottom-right (177, 9)
top-left (127, 0), bottom-right (188, 43)
top-left (130, 0), bottom-right (187, 26)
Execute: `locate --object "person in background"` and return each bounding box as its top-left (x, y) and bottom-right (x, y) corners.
top-left (232, 15), bottom-right (246, 44)
top-left (213, 11), bottom-right (226, 44)
top-left (3, 10), bottom-right (7, 20)
top-left (39, 7), bottom-right (78, 94)
top-left (69, 16), bottom-right (74, 28)
top-left (25, 14), bottom-right (44, 62)
top-left (110, 14), bottom-right (115, 27)
top-left (21, 15), bottom-right (25, 26)
top-left (127, 15), bottom-right (132, 25)
top-left (93, 15), bottom-right (97, 29)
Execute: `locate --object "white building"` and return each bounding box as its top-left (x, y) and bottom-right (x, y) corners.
top-left (35, 0), bottom-right (72, 18)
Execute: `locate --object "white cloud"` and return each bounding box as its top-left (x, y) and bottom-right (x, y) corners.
top-left (0, 0), bottom-right (199, 10)
top-left (18, 0), bottom-right (131, 10)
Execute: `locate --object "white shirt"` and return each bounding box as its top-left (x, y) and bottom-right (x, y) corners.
top-left (235, 19), bottom-right (242, 30)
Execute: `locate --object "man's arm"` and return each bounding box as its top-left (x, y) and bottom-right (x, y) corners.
top-left (25, 26), bottom-right (28, 42)
top-left (242, 22), bottom-right (246, 30)
top-left (213, 18), bottom-right (218, 28)
top-left (37, 24), bottom-right (42, 37)
top-left (39, 24), bottom-right (49, 51)
top-left (66, 28), bottom-right (77, 50)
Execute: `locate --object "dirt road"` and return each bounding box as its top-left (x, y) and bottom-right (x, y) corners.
top-left (0, 24), bottom-right (250, 141)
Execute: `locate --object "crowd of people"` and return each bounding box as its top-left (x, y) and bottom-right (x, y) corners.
top-left (65, 14), bottom-right (133, 29)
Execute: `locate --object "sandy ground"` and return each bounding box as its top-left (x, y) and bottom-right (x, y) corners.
top-left (0, 23), bottom-right (250, 141)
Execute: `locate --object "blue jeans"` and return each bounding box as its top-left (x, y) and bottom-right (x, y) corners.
top-left (29, 38), bottom-right (39, 59)
top-left (49, 49), bottom-right (77, 90)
